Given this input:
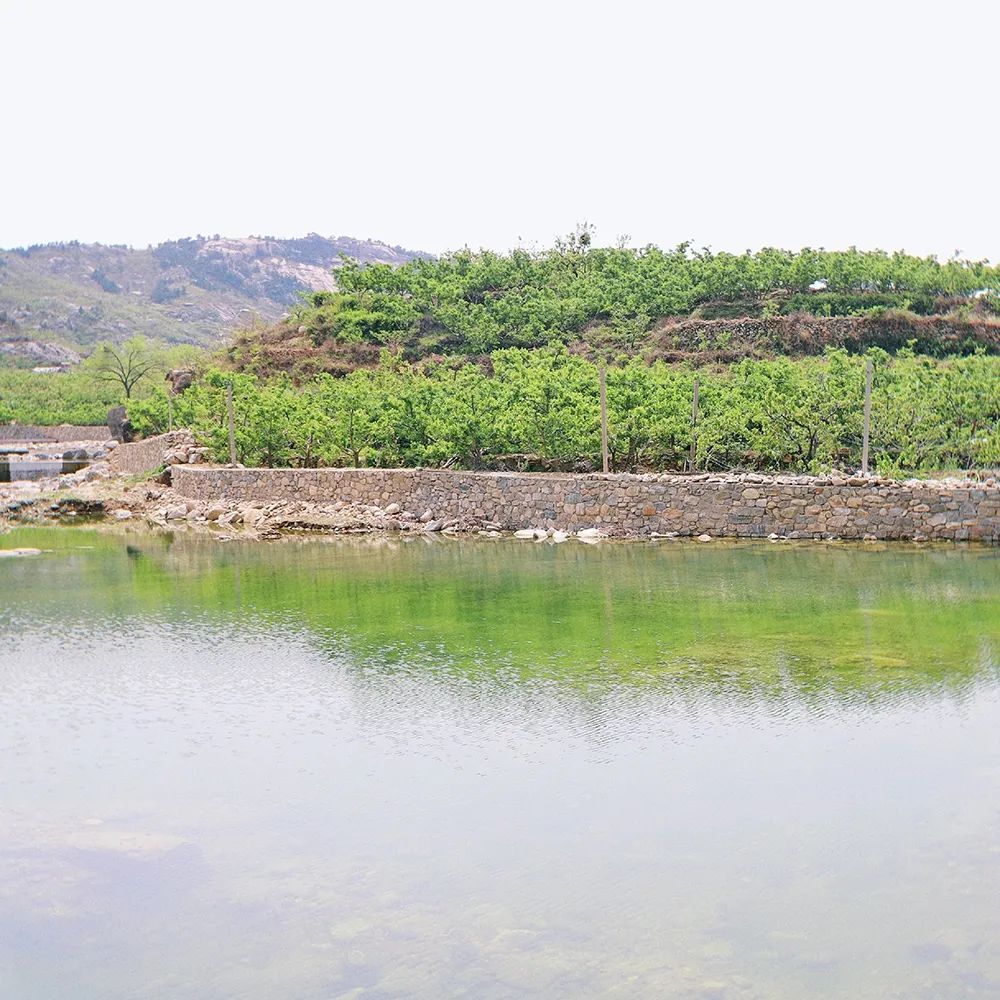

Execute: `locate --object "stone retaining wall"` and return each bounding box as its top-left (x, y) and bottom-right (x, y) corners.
top-left (110, 431), bottom-right (196, 476)
top-left (0, 424), bottom-right (108, 442)
top-left (171, 466), bottom-right (1000, 543)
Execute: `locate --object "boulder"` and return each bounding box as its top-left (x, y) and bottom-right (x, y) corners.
top-left (385, 503), bottom-right (401, 515)
top-left (82, 462), bottom-right (111, 481)
top-left (166, 369), bottom-right (195, 394)
top-left (107, 406), bottom-right (134, 443)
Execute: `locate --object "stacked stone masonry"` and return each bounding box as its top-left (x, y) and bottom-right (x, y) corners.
top-left (0, 424), bottom-right (108, 443)
top-left (110, 431), bottom-right (198, 476)
top-left (171, 466), bottom-right (1000, 543)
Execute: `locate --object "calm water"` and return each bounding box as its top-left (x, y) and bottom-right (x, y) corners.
top-left (1, 527), bottom-right (999, 1000)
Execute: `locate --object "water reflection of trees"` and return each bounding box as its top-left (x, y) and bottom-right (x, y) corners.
top-left (7, 527), bottom-right (998, 708)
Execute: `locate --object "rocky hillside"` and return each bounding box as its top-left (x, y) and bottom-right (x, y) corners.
top-left (0, 234), bottom-right (429, 357)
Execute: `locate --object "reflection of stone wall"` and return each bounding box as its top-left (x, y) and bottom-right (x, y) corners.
top-left (171, 466), bottom-right (1000, 543)
top-left (0, 424), bottom-right (108, 442)
top-left (110, 431), bottom-right (196, 476)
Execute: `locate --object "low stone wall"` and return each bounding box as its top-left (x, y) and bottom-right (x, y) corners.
top-left (171, 466), bottom-right (1000, 543)
top-left (0, 423), bottom-right (109, 442)
top-left (110, 431), bottom-right (197, 476)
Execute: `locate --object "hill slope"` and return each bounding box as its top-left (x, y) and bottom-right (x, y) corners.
top-left (225, 244), bottom-right (1000, 376)
top-left (0, 234), bottom-right (429, 356)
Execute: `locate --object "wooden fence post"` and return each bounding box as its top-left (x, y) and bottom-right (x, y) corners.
top-left (599, 363), bottom-right (610, 473)
top-left (689, 377), bottom-right (700, 471)
top-left (861, 358), bottom-right (873, 475)
top-left (226, 382), bottom-right (237, 465)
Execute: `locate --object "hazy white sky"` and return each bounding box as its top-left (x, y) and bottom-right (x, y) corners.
top-left (2, 0), bottom-right (997, 259)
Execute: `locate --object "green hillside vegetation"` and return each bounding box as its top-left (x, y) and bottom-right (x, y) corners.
top-left (6, 239), bottom-right (998, 479)
top-left (229, 238), bottom-right (1000, 376)
top-left (128, 348), bottom-right (1000, 477)
top-left (0, 368), bottom-right (122, 425)
top-left (0, 336), bottom-right (203, 425)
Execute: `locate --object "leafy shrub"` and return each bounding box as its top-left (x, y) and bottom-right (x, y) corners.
top-left (129, 350), bottom-right (1000, 476)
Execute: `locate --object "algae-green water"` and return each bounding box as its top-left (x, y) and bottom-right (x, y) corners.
top-left (2, 526), bottom-right (999, 999)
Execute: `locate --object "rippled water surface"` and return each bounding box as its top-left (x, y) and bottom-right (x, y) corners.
top-left (2, 526), bottom-right (999, 999)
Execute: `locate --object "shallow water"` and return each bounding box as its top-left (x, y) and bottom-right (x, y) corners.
top-left (1, 526), bottom-right (999, 999)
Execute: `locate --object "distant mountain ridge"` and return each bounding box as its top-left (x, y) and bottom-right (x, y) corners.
top-left (0, 234), bottom-right (430, 357)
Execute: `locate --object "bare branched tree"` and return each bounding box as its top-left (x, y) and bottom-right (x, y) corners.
top-left (88, 337), bottom-right (162, 399)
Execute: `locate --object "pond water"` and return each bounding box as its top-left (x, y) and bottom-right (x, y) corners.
top-left (1, 526), bottom-right (999, 999)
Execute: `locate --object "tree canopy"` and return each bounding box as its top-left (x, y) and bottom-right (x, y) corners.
top-left (286, 241), bottom-right (1000, 359)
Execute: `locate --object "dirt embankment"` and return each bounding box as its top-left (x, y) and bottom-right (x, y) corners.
top-left (646, 313), bottom-right (1000, 363)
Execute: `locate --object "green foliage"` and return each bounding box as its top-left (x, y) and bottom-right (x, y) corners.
top-left (150, 278), bottom-right (185, 304)
top-left (0, 368), bottom-right (121, 424)
top-left (0, 340), bottom-right (206, 425)
top-left (90, 268), bottom-right (121, 294)
top-left (288, 242), bottom-right (1000, 358)
top-left (780, 291), bottom-right (937, 317)
top-left (128, 349), bottom-right (1000, 476)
